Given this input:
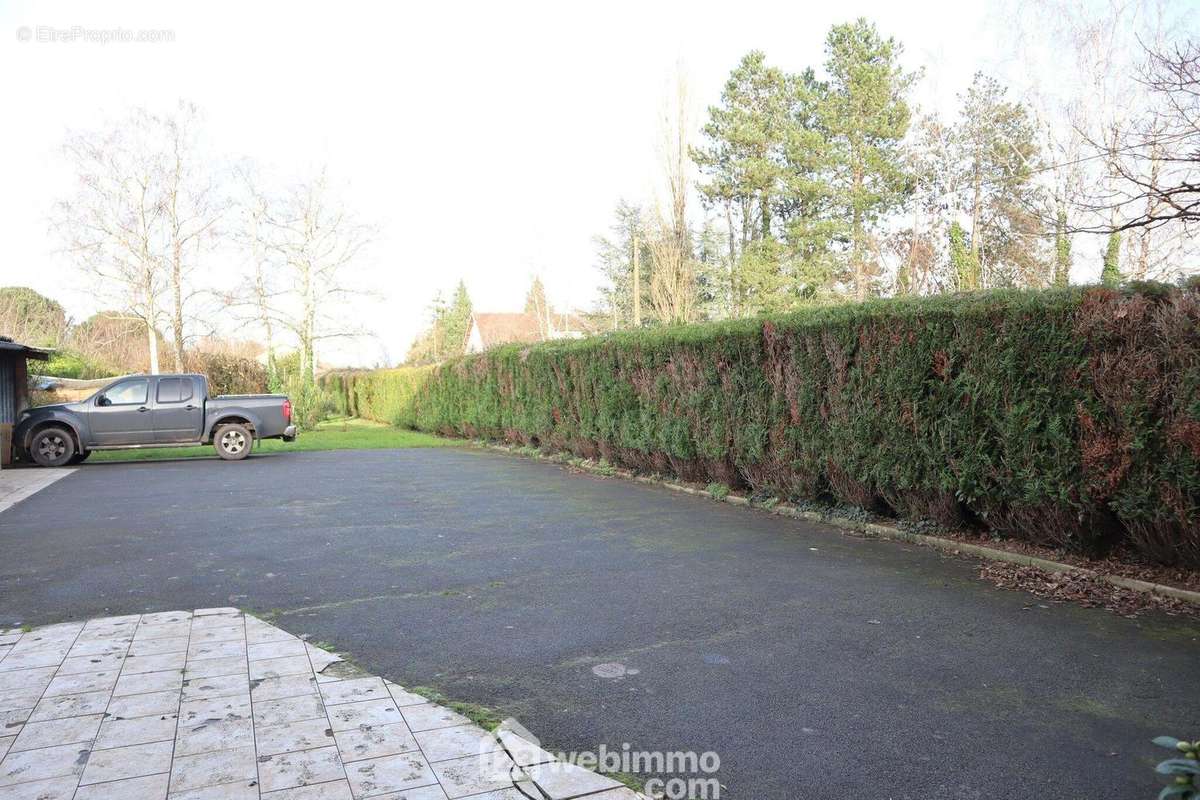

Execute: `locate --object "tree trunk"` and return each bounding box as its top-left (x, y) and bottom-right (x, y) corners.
top-left (632, 233), bottom-right (641, 328)
top-left (851, 158), bottom-right (866, 301)
top-left (1053, 203), bottom-right (1071, 287)
top-left (725, 202), bottom-right (738, 318)
top-left (170, 243), bottom-right (185, 372)
top-left (144, 302), bottom-right (160, 375)
top-left (969, 170), bottom-right (982, 260)
top-left (302, 261), bottom-right (316, 384)
top-left (256, 275), bottom-right (276, 384)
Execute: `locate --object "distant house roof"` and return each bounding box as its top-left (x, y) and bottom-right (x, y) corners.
top-left (465, 312), bottom-right (598, 352)
top-left (470, 313), bottom-right (544, 349)
top-left (0, 336), bottom-right (50, 361)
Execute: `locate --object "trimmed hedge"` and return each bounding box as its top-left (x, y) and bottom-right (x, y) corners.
top-left (324, 286), bottom-right (1200, 565)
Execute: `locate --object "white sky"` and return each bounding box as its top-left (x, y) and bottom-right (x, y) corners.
top-left (0, 0), bottom-right (1146, 366)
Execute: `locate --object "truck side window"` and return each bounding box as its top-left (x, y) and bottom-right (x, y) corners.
top-left (156, 379), bottom-right (196, 404)
top-left (157, 378), bottom-right (180, 403)
top-left (105, 379), bottom-right (149, 406)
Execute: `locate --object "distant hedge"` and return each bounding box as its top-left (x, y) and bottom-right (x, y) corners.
top-left (184, 351), bottom-right (268, 396)
top-left (323, 286), bottom-right (1200, 566)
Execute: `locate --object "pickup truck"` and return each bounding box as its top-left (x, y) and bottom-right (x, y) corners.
top-left (15, 373), bottom-right (296, 467)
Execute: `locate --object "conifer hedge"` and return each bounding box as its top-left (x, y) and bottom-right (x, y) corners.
top-left (324, 285), bottom-right (1200, 565)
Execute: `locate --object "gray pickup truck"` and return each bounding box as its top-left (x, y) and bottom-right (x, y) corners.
top-left (15, 373), bottom-right (296, 467)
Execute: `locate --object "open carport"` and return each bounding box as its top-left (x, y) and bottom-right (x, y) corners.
top-left (1, 447), bottom-right (1195, 799)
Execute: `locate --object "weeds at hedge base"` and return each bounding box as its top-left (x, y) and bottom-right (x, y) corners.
top-left (707, 483), bottom-right (731, 501)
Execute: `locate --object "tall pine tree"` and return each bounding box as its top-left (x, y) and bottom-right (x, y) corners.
top-left (819, 19), bottom-right (915, 300)
top-left (953, 74), bottom-right (1044, 287)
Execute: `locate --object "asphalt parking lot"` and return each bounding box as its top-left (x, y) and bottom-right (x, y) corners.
top-left (1, 448), bottom-right (1196, 799)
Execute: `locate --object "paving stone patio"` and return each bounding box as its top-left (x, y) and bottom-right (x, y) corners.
top-left (0, 609), bottom-right (640, 800)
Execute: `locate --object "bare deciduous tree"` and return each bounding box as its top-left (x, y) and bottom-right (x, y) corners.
top-left (649, 70), bottom-right (696, 325)
top-left (1090, 41), bottom-right (1200, 234)
top-left (55, 112), bottom-right (168, 373)
top-left (226, 163), bottom-right (284, 379)
top-left (53, 103), bottom-right (221, 373)
top-left (1007, 0), bottom-right (1195, 280)
top-left (161, 102), bottom-right (223, 371)
top-left (256, 169), bottom-right (373, 383)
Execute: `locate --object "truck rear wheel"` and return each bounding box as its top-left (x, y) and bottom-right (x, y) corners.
top-left (30, 426), bottom-right (76, 467)
top-left (215, 423), bottom-right (252, 461)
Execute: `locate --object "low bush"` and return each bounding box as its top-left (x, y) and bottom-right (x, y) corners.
top-left (40, 350), bottom-right (116, 380)
top-left (325, 285), bottom-right (1200, 566)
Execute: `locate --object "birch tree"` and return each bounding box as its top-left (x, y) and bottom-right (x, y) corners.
top-left (227, 164), bottom-right (283, 381)
top-left (55, 111), bottom-right (169, 373)
top-left (260, 169), bottom-right (372, 384)
top-left (54, 104), bottom-right (220, 374)
top-left (161, 102), bottom-right (222, 371)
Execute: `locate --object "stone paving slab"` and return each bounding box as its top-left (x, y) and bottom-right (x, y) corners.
top-left (0, 610), bottom-right (641, 800)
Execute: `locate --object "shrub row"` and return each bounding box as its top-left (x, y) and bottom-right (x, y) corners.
top-left (324, 286), bottom-right (1200, 566)
top-left (184, 351), bottom-right (268, 396)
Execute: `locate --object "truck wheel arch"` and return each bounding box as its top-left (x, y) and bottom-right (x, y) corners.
top-left (208, 415), bottom-right (257, 442)
top-left (25, 419), bottom-right (82, 454)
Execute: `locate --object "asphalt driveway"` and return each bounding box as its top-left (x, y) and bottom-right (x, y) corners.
top-left (1, 448), bottom-right (1196, 799)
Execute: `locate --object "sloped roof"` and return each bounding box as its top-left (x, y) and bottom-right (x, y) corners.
top-left (471, 313), bottom-right (544, 348)
top-left (467, 312), bottom-right (598, 351)
top-left (0, 336), bottom-right (50, 361)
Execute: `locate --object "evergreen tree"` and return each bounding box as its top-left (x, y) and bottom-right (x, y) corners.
top-left (953, 74), bottom-right (1045, 287)
top-left (949, 222), bottom-right (981, 290)
top-left (593, 201), bottom-right (652, 328)
top-left (1053, 208), bottom-right (1072, 287)
top-left (441, 280), bottom-right (473, 355)
top-left (819, 19), bottom-right (916, 300)
top-left (692, 51), bottom-right (792, 245)
top-left (1101, 232), bottom-right (1122, 286)
top-left (693, 219), bottom-right (731, 319)
top-left (0, 286), bottom-right (68, 347)
top-left (692, 52), bottom-right (794, 313)
top-left (405, 281), bottom-right (472, 365)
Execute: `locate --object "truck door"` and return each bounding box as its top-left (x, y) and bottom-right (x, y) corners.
top-left (153, 377), bottom-right (204, 442)
top-left (88, 377), bottom-right (154, 446)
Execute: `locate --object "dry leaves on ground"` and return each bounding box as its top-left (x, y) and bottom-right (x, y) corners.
top-left (979, 563), bottom-right (1200, 619)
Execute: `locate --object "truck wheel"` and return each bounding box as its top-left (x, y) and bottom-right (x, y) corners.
top-left (30, 426), bottom-right (76, 467)
top-left (68, 450), bottom-right (91, 465)
top-left (215, 423), bottom-right (252, 461)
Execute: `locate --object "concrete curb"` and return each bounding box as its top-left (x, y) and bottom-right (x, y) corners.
top-left (476, 441), bottom-right (1200, 608)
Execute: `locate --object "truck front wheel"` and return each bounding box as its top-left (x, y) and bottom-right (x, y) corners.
top-left (30, 426), bottom-right (76, 467)
top-left (214, 423), bottom-right (253, 461)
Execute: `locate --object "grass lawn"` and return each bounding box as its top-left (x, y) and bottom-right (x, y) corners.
top-left (89, 417), bottom-right (455, 463)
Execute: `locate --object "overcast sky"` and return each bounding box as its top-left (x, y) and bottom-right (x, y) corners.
top-left (0, 0), bottom-right (1156, 365)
